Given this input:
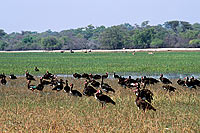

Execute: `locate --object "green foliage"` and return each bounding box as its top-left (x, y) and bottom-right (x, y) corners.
top-left (23, 35), bottom-right (34, 43)
top-left (189, 39), bottom-right (200, 47)
top-left (179, 21), bottom-right (192, 32)
top-left (150, 38), bottom-right (164, 48)
top-left (131, 27), bottom-right (155, 48)
top-left (0, 29), bottom-right (6, 38)
top-left (141, 20), bottom-right (150, 28)
top-left (164, 20), bottom-right (180, 33)
top-left (99, 25), bottom-right (129, 49)
top-left (0, 21), bottom-right (200, 50)
top-left (180, 30), bottom-right (200, 39)
top-left (192, 23), bottom-right (200, 31)
top-left (0, 40), bottom-right (8, 50)
top-left (41, 36), bottom-right (61, 50)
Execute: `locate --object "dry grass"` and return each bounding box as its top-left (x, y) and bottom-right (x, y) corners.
top-left (0, 77), bottom-right (199, 132)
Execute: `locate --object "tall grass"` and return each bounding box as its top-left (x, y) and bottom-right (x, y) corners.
top-left (0, 77), bottom-right (199, 132)
top-left (1, 52), bottom-right (200, 75)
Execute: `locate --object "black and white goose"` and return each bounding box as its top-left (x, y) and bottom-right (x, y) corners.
top-left (113, 72), bottom-right (120, 79)
top-left (90, 79), bottom-right (100, 88)
top-left (135, 96), bottom-right (156, 112)
top-left (184, 77), bottom-right (196, 89)
top-left (1, 77), bottom-right (7, 85)
top-left (73, 73), bottom-right (82, 79)
top-left (133, 84), bottom-right (154, 103)
top-left (9, 74), bottom-right (17, 79)
top-left (0, 73), bottom-right (6, 79)
top-left (27, 80), bottom-right (44, 91)
top-left (43, 71), bottom-right (54, 79)
top-left (64, 80), bottom-right (70, 93)
top-left (81, 73), bottom-right (90, 79)
top-left (83, 80), bottom-right (97, 96)
top-left (189, 76), bottom-right (200, 87)
top-left (160, 74), bottom-right (172, 84)
top-left (35, 67), bottom-right (39, 71)
top-left (40, 77), bottom-right (51, 85)
top-left (89, 74), bottom-right (101, 79)
top-left (162, 85), bottom-right (176, 92)
top-left (94, 90), bottom-right (115, 108)
top-left (102, 72), bottom-right (108, 79)
top-left (100, 76), bottom-right (115, 93)
top-left (141, 76), bottom-right (159, 87)
top-left (25, 71), bottom-right (35, 80)
top-left (52, 79), bottom-right (64, 91)
top-left (177, 78), bottom-right (185, 86)
top-left (118, 76), bottom-right (126, 88)
top-left (69, 84), bottom-right (82, 97)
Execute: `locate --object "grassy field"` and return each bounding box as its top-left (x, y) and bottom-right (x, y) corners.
top-left (0, 51), bottom-right (200, 132)
top-left (0, 77), bottom-right (199, 132)
top-left (0, 52), bottom-right (200, 75)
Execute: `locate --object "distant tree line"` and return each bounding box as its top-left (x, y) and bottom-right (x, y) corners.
top-left (0, 20), bottom-right (200, 51)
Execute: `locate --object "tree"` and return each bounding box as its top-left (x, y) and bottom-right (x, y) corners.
top-left (180, 30), bottom-right (199, 39)
top-left (41, 36), bottom-right (61, 50)
top-left (150, 38), bottom-right (164, 48)
top-left (0, 40), bottom-right (8, 50)
top-left (99, 26), bottom-right (128, 49)
top-left (83, 24), bottom-right (95, 40)
top-left (192, 23), bottom-right (200, 31)
top-left (180, 21), bottom-right (192, 32)
top-left (131, 27), bottom-right (156, 48)
top-left (23, 35), bottom-right (34, 44)
top-left (0, 29), bottom-right (6, 38)
top-left (164, 21), bottom-right (179, 33)
top-left (59, 36), bottom-right (72, 49)
top-left (141, 21), bottom-right (150, 28)
top-left (120, 23), bottom-right (134, 31)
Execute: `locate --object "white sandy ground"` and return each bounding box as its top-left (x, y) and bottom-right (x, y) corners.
top-left (0, 48), bottom-right (200, 53)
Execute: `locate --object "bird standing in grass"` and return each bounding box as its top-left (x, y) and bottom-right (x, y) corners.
top-left (64, 80), bottom-right (70, 93)
top-left (100, 76), bottom-right (115, 93)
top-left (83, 80), bottom-right (97, 96)
top-left (52, 79), bottom-right (64, 91)
top-left (25, 71), bottom-right (35, 80)
top-left (135, 96), bottom-right (156, 112)
top-left (35, 67), bottom-right (39, 71)
top-left (69, 84), bottom-right (82, 97)
top-left (1, 77), bottom-right (7, 85)
top-left (27, 80), bottom-right (44, 91)
top-left (133, 84), bottom-right (156, 112)
top-left (162, 85), bottom-right (176, 92)
top-left (94, 90), bottom-right (115, 108)
top-left (184, 77), bottom-right (196, 89)
top-left (160, 74), bottom-right (172, 84)
top-left (177, 78), bottom-right (185, 86)
top-left (0, 73), bottom-right (6, 79)
top-left (113, 72), bottom-right (120, 79)
top-left (9, 74), bottom-right (17, 79)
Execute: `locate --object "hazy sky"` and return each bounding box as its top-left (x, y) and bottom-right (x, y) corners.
top-left (1, 0), bottom-right (199, 33)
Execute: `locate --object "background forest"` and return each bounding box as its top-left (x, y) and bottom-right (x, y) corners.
top-left (0, 20), bottom-right (200, 51)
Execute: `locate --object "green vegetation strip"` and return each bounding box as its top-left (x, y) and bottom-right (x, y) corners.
top-left (0, 52), bottom-right (200, 75)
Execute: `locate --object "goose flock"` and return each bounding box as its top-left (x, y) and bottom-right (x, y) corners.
top-left (0, 69), bottom-right (200, 112)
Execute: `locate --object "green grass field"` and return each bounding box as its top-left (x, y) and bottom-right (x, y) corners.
top-left (0, 52), bottom-right (200, 75)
